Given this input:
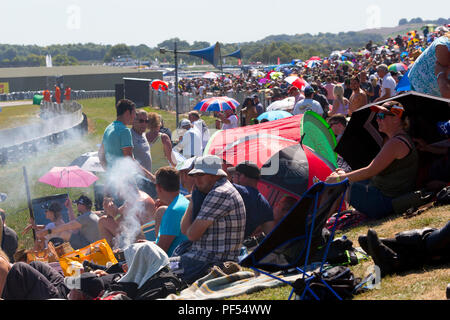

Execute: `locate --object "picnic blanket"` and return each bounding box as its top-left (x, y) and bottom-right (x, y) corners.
top-left (162, 266), bottom-right (303, 300)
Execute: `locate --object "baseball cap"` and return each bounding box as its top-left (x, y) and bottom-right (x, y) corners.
top-left (188, 155), bottom-right (228, 177)
top-left (228, 161), bottom-right (261, 180)
top-left (179, 119), bottom-right (191, 129)
top-left (42, 201), bottom-right (62, 212)
top-left (72, 195), bottom-right (93, 207)
top-left (176, 156), bottom-right (197, 171)
top-left (370, 102), bottom-right (405, 119)
top-left (304, 86), bottom-right (315, 95)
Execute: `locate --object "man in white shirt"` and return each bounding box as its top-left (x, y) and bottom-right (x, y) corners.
top-left (175, 119), bottom-right (203, 158)
top-left (188, 110), bottom-right (210, 150)
top-left (292, 86), bottom-right (324, 117)
top-left (374, 64), bottom-right (397, 102)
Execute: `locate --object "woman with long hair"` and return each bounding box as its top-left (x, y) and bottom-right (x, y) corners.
top-left (329, 84), bottom-right (349, 116)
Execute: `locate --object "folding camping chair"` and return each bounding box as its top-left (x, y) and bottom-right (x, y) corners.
top-left (240, 179), bottom-right (351, 300)
top-left (31, 193), bottom-right (70, 226)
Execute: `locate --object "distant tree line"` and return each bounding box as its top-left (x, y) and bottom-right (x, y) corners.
top-left (398, 17), bottom-right (449, 26)
top-left (0, 31), bottom-right (386, 67)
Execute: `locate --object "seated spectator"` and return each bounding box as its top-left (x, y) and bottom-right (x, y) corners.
top-left (0, 249), bottom-right (70, 300)
top-left (36, 196), bottom-right (101, 250)
top-left (0, 209), bottom-right (18, 263)
top-left (68, 241), bottom-right (183, 300)
top-left (98, 179), bottom-right (156, 248)
top-left (325, 101), bottom-right (418, 220)
top-left (170, 155), bottom-right (246, 284)
top-left (153, 167), bottom-right (189, 256)
top-left (227, 161), bottom-right (275, 238)
top-left (358, 221), bottom-right (450, 278)
top-left (24, 202), bottom-right (73, 250)
top-left (176, 157), bottom-right (197, 196)
top-left (272, 195), bottom-right (298, 226)
top-left (327, 114), bottom-right (352, 172)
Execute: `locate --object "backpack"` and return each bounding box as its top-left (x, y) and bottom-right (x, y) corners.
top-left (293, 266), bottom-right (365, 300)
top-left (435, 186), bottom-right (450, 206)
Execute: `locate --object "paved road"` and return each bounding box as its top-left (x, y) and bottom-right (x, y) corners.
top-left (0, 100), bottom-right (33, 108)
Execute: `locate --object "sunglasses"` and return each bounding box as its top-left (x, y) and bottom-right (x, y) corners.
top-left (191, 173), bottom-right (206, 177)
top-left (138, 119), bottom-right (150, 123)
top-left (376, 113), bottom-right (395, 120)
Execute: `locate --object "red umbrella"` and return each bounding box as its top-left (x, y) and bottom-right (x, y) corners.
top-left (205, 114), bottom-right (304, 158)
top-left (38, 166), bottom-right (98, 188)
top-left (284, 76), bottom-right (308, 90)
top-left (308, 56), bottom-right (321, 61)
top-left (258, 144), bottom-right (335, 207)
top-left (151, 80), bottom-right (168, 91)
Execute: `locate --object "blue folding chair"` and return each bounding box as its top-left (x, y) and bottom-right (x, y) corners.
top-left (240, 179), bottom-right (350, 300)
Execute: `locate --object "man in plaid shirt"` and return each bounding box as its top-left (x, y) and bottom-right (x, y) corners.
top-left (169, 155), bottom-right (246, 284)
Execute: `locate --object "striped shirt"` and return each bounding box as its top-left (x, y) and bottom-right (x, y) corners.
top-left (186, 178), bottom-right (246, 263)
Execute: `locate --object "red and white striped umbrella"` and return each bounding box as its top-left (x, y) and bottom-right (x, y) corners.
top-left (284, 76), bottom-right (308, 90)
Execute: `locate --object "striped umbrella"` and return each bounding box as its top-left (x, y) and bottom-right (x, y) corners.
top-left (194, 96), bottom-right (239, 112)
top-left (284, 76), bottom-right (308, 90)
top-left (388, 63), bottom-right (408, 73)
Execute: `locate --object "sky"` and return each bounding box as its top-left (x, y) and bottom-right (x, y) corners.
top-left (1, 0), bottom-right (448, 48)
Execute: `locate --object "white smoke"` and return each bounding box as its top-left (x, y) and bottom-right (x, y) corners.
top-left (104, 157), bottom-right (149, 250)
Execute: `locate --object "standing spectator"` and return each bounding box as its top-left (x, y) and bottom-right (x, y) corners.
top-left (174, 119), bottom-right (203, 158)
top-left (252, 94), bottom-right (264, 116)
top-left (131, 110), bottom-right (157, 198)
top-left (311, 83), bottom-right (331, 118)
top-left (329, 85), bottom-right (349, 117)
top-left (369, 75), bottom-right (381, 103)
top-left (0, 209), bottom-right (18, 263)
top-left (359, 72), bottom-right (375, 101)
top-left (348, 76), bottom-right (368, 116)
top-left (54, 86), bottom-right (61, 104)
top-left (131, 109), bottom-right (152, 173)
top-left (323, 77), bottom-right (335, 104)
top-left (374, 64), bottom-right (397, 102)
top-left (240, 97), bottom-right (258, 126)
top-left (146, 112), bottom-right (176, 171)
top-left (292, 86), bottom-right (324, 117)
top-left (98, 99), bottom-right (135, 170)
top-left (288, 86), bottom-right (305, 106)
top-left (188, 111), bottom-right (210, 151)
top-left (159, 117), bottom-right (172, 141)
top-left (217, 108), bottom-right (239, 130)
top-left (154, 167), bottom-right (189, 256)
top-left (408, 33), bottom-right (450, 98)
top-left (170, 155), bottom-right (246, 284)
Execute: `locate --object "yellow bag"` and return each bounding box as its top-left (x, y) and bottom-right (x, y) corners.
top-left (58, 239), bottom-right (118, 276)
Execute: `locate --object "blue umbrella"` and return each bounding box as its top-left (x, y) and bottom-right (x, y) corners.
top-left (396, 70), bottom-right (411, 92)
top-left (257, 110), bottom-right (292, 122)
